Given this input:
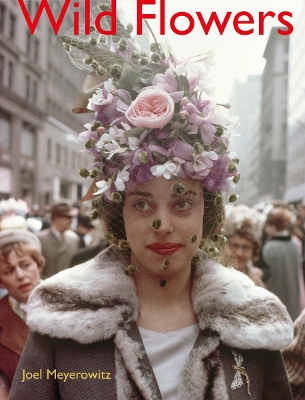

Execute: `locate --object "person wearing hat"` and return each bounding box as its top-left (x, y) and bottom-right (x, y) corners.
top-left (0, 229), bottom-right (44, 399)
top-left (75, 214), bottom-right (94, 248)
top-left (37, 202), bottom-right (80, 278)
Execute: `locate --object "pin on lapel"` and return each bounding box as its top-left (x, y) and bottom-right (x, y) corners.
top-left (231, 349), bottom-right (251, 397)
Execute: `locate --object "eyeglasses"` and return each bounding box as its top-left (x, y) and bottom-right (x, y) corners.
top-left (228, 242), bottom-right (254, 253)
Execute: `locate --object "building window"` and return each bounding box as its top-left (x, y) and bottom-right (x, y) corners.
top-left (26, 32), bottom-right (31, 55)
top-left (25, 75), bottom-right (30, 99)
top-left (0, 4), bottom-right (5, 34)
top-left (20, 124), bottom-right (35, 158)
top-left (0, 54), bottom-right (4, 84)
top-left (0, 111), bottom-right (11, 150)
top-left (47, 139), bottom-right (52, 160)
top-left (64, 147), bottom-right (68, 166)
top-left (8, 61), bottom-right (13, 88)
top-left (9, 13), bottom-right (16, 40)
top-left (56, 143), bottom-right (61, 164)
top-left (60, 181), bottom-right (69, 199)
top-left (33, 80), bottom-right (37, 103)
top-left (34, 38), bottom-right (39, 63)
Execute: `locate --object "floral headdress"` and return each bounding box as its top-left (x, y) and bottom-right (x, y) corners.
top-left (61, 2), bottom-right (240, 206)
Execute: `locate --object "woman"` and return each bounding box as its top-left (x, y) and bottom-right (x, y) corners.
top-left (224, 205), bottom-right (265, 287)
top-left (0, 229), bottom-right (44, 399)
top-left (10, 15), bottom-right (293, 399)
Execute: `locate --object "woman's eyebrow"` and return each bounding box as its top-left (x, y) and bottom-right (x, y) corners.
top-left (128, 191), bottom-right (153, 198)
top-left (172, 190), bottom-right (198, 197)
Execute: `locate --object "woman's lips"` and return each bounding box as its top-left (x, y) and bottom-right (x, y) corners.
top-left (148, 243), bottom-right (182, 255)
top-left (18, 283), bottom-right (32, 292)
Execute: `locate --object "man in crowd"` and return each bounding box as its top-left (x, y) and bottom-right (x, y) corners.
top-left (37, 202), bottom-right (80, 278)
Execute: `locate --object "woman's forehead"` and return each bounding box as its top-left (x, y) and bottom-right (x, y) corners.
top-left (125, 176), bottom-right (203, 197)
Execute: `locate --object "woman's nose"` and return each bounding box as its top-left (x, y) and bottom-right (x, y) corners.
top-left (15, 267), bottom-right (26, 279)
top-left (153, 210), bottom-right (174, 236)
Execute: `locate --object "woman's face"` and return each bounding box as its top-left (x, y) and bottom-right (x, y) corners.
top-left (228, 235), bottom-right (254, 271)
top-left (0, 249), bottom-right (41, 303)
top-left (123, 176), bottom-right (204, 280)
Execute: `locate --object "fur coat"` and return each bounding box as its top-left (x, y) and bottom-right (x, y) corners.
top-left (10, 247), bottom-right (294, 400)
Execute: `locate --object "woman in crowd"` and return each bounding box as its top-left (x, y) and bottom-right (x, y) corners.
top-left (0, 229), bottom-right (44, 399)
top-left (10, 13), bottom-right (294, 399)
top-left (263, 208), bottom-right (301, 321)
top-left (224, 205), bottom-right (265, 287)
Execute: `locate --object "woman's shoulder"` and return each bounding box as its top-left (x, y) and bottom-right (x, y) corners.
top-left (192, 254), bottom-right (293, 351)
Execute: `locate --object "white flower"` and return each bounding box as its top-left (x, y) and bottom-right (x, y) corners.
top-left (202, 151), bottom-right (218, 160)
top-left (115, 166), bottom-right (130, 191)
top-left (128, 137), bottom-right (140, 151)
top-left (104, 140), bottom-right (126, 159)
top-left (199, 49), bottom-right (216, 72)
top-left (95, 178), bottom-right (112, 199)
top-left (151, 161), bottom-right (177, 179)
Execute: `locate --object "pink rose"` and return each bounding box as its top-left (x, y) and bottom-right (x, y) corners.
top-left (126, 88), bottom-right (175, 129)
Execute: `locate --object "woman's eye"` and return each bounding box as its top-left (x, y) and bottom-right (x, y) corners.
top-left (133, 200), bottom-right (151, 211)
top-left (173, 199), bottom-right (193, 211)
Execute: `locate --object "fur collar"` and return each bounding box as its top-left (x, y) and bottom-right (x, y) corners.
top-left (27, 246), bottom-right (293, 349)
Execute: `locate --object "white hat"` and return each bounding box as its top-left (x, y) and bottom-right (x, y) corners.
top-left (0, 229), bottom-right (41, 252)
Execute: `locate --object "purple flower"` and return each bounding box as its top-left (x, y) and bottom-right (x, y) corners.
top-left (152, 68), bottom-right (184, 103)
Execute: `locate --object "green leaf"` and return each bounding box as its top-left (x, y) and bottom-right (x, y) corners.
top-left (118, 63), bottom-right (140, 98)
top-left (140, 64), bottom-right (163, 86)
top-left (152, 151), bottom-right (168, 163)
top-left (124, 128), bottom-right (146, 139)
top-left (176, 75), bottom-right (191, 99)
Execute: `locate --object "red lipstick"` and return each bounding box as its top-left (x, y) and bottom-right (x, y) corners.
top-left (148, 243), bottom-right (182, 255)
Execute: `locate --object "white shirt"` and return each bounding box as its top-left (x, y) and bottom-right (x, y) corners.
top-left (139, 324), bottom-right (199, 400)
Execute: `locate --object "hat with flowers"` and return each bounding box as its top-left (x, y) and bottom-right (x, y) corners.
top-left (61, 2), bottom-right (240, 204)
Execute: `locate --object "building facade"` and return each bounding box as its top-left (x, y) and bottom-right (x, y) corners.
top-left (229, 75), bottom-right (262, 205)
top-left (284, 2), bottom-right (305, 203)
top-left (258, 27), bottom-right (289, 202)
top-left (0, 0), bottom-right (91, 206)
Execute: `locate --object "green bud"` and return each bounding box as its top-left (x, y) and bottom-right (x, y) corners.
top-left (227, 161), bottom-right (237, 173)
top-left (96, 67), bottom-right (106, 76)
top-left (104, 232), bottom-right (114, 242)
top-left (151, 52), bottom-right (161, 63)
top-left (192, 254), bottom-right (202, 265)
top-left (193, 142), bottom-right (204, 155)
top-left (89, 168), bottom-right (99, 178)
top-left (84, 56), bottom-right (94, 65)
top-left (139, 57), bottom-right (149, 66)
top-left (111, 192), bottom-right (123, 203)
top-left (232, 158), bottom-right (240, 165)
top-left (63, 43), bottom-right (71, 53)
top-left (90, 25), bottom-right (96, 32)
top-left (199, 239), bottom-right (207, 250)
top-left (171, 183), bottom-right (186, 196)
top-left (213, 194), bottom-right (223, 207)
top-left (215, 127), bottom-right (224, 137)
top-left (89, 36), bottom-right (97, 45)
top-left (91, 197), bottom-right (101, 209)
top-left (150, 43), bottom-right (159, 52)
top-left (85, 138), bottom-right (96, 150)
top-left (151, 219), bottom-right (162, 230)
top-left (207, 246), bottom-right (219, 257)
top-left (216, 213), bottom-right (224, 224)
top-left (138, 151), bottom-right (149, 164)
top-left (131, 51), bottom-right (140, 59)
top-left (90, 209), bottom-right (99, 219)
top-left (190, 235), bottom-right (198, 244)
top-left (212, 234), bottom-right (219, 242)
top-left (98, 35), bottom-right (107, 44)
top-left (160, 259), bottom-right (170, 270)
top-left (232, 173), bottom-right (241, 184)
top-left (219, 235), bottom-right (227, 244)
top-left (126, 23), bottom-right (133, 33)
top-left (110, 64), bottom-right (122, 79)
top-left (90, 121), bottom-right (101, 131)
top-left (118, 43), bottom-right (127, 52)
top-left (91, 61), bottom-right (99, 70)
top-left (140, 51), bottom-right (148, 57)
top-left (119, 240), bottom-right (130, 250)
top-left (78, 168), bottom-right (90, 178)
top-left (97, 2), bottom-right (109, 11)
top-left (124, 265), bottom-right (138, 275)
top-left (229, 194), bottom-right (239, 203)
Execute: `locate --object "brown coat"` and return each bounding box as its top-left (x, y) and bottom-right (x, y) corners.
top-left (9, 248), bottom-right (294, 399)
top-left (0, 295), bottom-right (29, 398)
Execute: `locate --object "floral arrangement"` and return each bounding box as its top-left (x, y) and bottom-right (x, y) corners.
top-left (61, 6), bottom-right (240, 203)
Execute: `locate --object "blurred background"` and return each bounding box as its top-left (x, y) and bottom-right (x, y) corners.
top-left (0, 0), bottom-right (304, 215)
